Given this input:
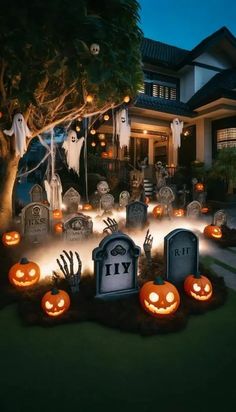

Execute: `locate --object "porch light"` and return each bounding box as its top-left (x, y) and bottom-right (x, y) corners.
top-left (90, 129), bottom-right (96, 135)
top-left (103, 114), bottom-right (110, 121)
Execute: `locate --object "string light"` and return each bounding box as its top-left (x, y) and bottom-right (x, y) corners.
top-left (90, 129), bottom-right (96, 135)
top-left (143, 130), bottom-right (148, 134)
top-left (103, 114), bottom-right (109, 121)
top-left (98, 133), bottom-right (105, 140)
top-left (100, 141), bottom-right (106, 147)
top-left (76, 126), bottom-right (81, 132)
top-left (124, 95), bottom-right (130, 103)
top-left (91, 141), bottom-right (96, 147)
top-left (86, 95), bottom-right (93, 103)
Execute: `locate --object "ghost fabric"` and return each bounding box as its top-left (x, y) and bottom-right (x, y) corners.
top-left (62, 130), bottom-right (84, 175)
top-left (170, 118), bottom-right (183, 149)
top-left (44, 174), bottom-right (62, 209)
top-left (115, 109), bottom-right (131, 148)
top-left (4, 113), bottom-right (31, 157)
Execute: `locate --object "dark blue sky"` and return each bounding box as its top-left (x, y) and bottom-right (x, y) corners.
top-left (139, 0), bottom-right (236, 50)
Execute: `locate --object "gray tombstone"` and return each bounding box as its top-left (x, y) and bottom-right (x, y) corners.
top-left (213, 209), bottom-right (227, 227)
top-left (21, 202), bottom-right (51, 243)
top-left (63, 187), bottom-right (81, 213)
top-left (100, 194), bottom-right (115, 213)
top-left (93, 232), bottom-right (141, 299)
top-left (157, 186), bottom-right (175, 218)
top-left (29, 184), bottom-right (43, 203)
top-left (119, 191), bottom-right (130, 208)
top-left (164, 228), bottom-right (199, 283)
top-left (126, 201), bottom-right (148, 229)
top-left (186, 201), bottom-right (202, 218)
top-left (64, 213), bottom-right (93, 241)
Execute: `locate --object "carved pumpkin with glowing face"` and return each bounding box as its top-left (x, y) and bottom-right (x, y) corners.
top-left (54, 222), bottom-right (64, 234)
top-left (184, 273), bottom-right (212, 301)
top-left (203, 224), bottom-right (222, 239)
top-left (153, 205), bottom-right (163, 218)
top-left (2, 231), bottom-right (21, 246)
top-left (82, 203), bottom-right (93, 211)
top-left (41, 288), bottom-right (70, 317)
top-left (139, 277), bottom-right (180, 317)
top-left (8, 258), bottom-right (40, 288)
top-left (53, 209), bottom-right (63, 220)
top-left (195, 183), bottom-right (204, 192)
top-left (173, 208), bottom-right (185, 217)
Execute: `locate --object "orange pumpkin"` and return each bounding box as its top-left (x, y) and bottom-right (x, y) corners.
top-left (184, 273), bottom-right (212, 301)
top-left (2, 231), bottom-right (21, 246)
top-left (101, 151), bottom-right (109, 158)
top-left (173, 208), bottom-right (185, 217)
top-left (54, 222), bottom-right (64, 234)
top-left (195, 182), bottom-right (204, 192)
top-left (41, 288), bottom-right (70, 317)
top-left (53, 209), bottom-right (63, 220)
top-left (139, 277), bottom-right (180, 317)
top-left (201, 207), bottom-right (209, 214)
top-left (82, 203), bottom-right (93, 211)
top-left (152, 204), bottom-right (164, 218)
top-left (8, 258), bottom-right (40, 288)
top-left (203, 224), bottom-right (222, 239)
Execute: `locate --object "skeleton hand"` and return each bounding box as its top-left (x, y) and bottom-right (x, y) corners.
top-left (56, 250), bottom-right (82, 293)
top-left (103, 217), bottom-right (118, 234)
top-left (143, 229), bottom-right (153, 254)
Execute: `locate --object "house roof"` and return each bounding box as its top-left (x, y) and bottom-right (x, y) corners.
top-left (135, 94), bottom-right (195, 117)
top-left (188, 68), bottom-right (236, 109)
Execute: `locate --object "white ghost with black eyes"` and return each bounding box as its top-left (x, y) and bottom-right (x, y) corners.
top-left (170, 118), bottom-right (183, 149)
top-left (115, 108), bottom-right (131, 149)
top-left (4, 113), bottom-right (31, 157)
top-left (62, 130), bottom-right (84, 175)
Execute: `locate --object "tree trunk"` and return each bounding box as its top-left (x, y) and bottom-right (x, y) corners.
top-left (0, 156), bottom-right (19, 231)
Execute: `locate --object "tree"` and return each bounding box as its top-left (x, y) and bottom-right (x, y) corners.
top-left (0, 0), bottom-right (143, 228)
top-left (208, 147), bottom-right (236, 194)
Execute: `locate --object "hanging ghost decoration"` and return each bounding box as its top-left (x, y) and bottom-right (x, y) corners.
top-left (170, 118), bottom-right (183, 149)
top-left (3, 113), bottom-right (31, 157)
top-left (115, 108), bottom-right (131, 148)
top-left (44, 174), bottom-right (62, 210)
top-left (62, 130), bottom-right (84, 175)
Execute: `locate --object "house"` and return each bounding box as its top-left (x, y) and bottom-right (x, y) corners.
top-left (98, 26), bottom-right (236, 180)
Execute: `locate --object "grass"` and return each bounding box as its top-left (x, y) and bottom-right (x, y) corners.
top-left (1, 290), bottom-right (236, 412)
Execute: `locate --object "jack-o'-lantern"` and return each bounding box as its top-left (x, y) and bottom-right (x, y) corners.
top-left (195, 182), bottom-right (204, 192)
top-left (203, 224), bottom-right (222, 239)
top-left (139, 277), bottom-right (180, 317)
top-left (201, 207), bottom-right (209, 214)
top-left (152, 204), bottom-right (163, 218)
top-left (184, 273), bottom-right (212, 301)
top-left (82, 203), bottom-right (93, 211)
top-left (173, 208), bottom-right (185, 217)
top-left (41, 288), bottom-right (70, 317)
top-left (53, 209), bottom-right (63, 220)
top-left (54, 222), bottom-right (64, 234)
top-left (2, 231), bottom-right (21, 246)
top-left (8, 258), bottom-right (40, 288)
top-left (101, 151), bottom-right (108, 158)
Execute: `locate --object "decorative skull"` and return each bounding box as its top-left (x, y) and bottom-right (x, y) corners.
top-left (97, 181), bottom-right (110, 196)
top-left (90, 43), bottom-right (100, 55)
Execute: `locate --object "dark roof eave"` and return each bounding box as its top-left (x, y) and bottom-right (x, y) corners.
top-left (189, 88), bottom-right (236, 109)
top-left (134, 99), bottom-right (196, 118)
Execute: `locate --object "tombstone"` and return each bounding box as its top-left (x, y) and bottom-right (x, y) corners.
top-left (164, 229), bottom-right (199, 283)
top-left (157, 186), bottom-right (175, 218)
top-left (63, 187), bottom-right (81, 213)
top-left (213, 209), bottom-right (227, 227)
top-left (64, 214), bottom-right (93, 241)
top-left (29, 184), bottom-right (43, 203)
top-left (21, 202), bottom-right (51, 243)
top-left (100, 194), bottom-right (115, 213)
top-left (92, 232), bottom-right (141, 299)
top-left (119, 191), bottom-right (130, 208)
top-left (126, 201), bottom-right (148, 229)
top-left (178, 184), bottom-right (190, 208)
top-left (186, 201), bottom-right (202, 218)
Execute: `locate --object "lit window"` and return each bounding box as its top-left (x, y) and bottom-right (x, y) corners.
top-left (217, 128), bottom-right (236, 149)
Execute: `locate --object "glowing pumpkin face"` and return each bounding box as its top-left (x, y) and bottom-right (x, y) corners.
top-left (53, 209), bottom-right (63, 220)
top-left (201, 207), bottom-right (209, 214)
top-left (173, 208), bottom-right (185, 217)
top-left (41, 288), bottom-right (70, 317)
top-left (139, 277), bottom-right (180, 317)
top-left (82, 203), bottom-right (93, 211)
top-left (195, 183), bottom-right (204, 192)
top-left (54, 222), bottom-right (64, 234)
top-left (184, 273), bottom-right (212, 301)
top-left (2, 231), bottom-right (21, 246)
top-left (203, 224), bottom-right (222, 239)
top-left (153, 205), bottom-right (163, 218)
top-left (8, 258), bottom-right (40, 288)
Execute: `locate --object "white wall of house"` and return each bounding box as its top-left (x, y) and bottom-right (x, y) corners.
top-left (194, 51), bottom-right (232, 69)
top-left (194, 66), bottom-right (218, 92)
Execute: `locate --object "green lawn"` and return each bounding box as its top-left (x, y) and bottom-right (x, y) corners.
top-left (1, 291), bottom-right (236, 412)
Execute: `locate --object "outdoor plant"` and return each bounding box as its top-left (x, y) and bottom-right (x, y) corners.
top-left (208, 147), bottom-right (236, 194)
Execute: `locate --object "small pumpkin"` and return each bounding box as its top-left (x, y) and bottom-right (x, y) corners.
top-left (203, 224), bottom-right (222, 239)
top-left (8, 257), bottom-right (40, 288)
top-left (101, 151), bottom-right (109, 158)
top-left (152, 204), bottom-right (163, 218)
top-left (2, 231), bottom-right (21, 246)
top-left (54, 222), bottom-right (64, 234)
top-left (139, 276), bottom-right (180, 317)
top-left (82, 203), bottom-right (93, 211)
top-left (201, 207), bottom-right (209, 214)
top-left (41, 288), bottom-right (70, 317)
top-left (195, 182), bottom-right (204, 192)
top-left (173, 208), bottom-right (185, 217)
top-left (184, 273), bottom-right (212, 301)
top-left (53, 209), bottom-right (63, 220)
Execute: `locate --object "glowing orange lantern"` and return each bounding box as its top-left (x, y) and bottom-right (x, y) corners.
top-left (195, 183), bottom-right (204, 192)
top-left (101, 151), bottom-right (109, 158)
top-left (184, 273), bottom-right (212, 301)
top-left (82, 203), bottom-right (93, 211)
top-left (54, 222), bottom-right (64, 234)
top-left (203, 224), bottom-right (222, 239)
top-left (173, 208), bottom-right (185, 217)
top-left (152, 204), bottom-right (163, 218)
top-left (124, 95), bottom-right (130, 103)
top-left (2, 231), bottom-right (21, 246)
top-left (86, 94), bottom-right (93, 103)
top-left (41, 288), bottom-right (70, 317)
top-left (53, 209), bottom-right (63, 220)
top-left (8, 258), bottom-right (40, 288)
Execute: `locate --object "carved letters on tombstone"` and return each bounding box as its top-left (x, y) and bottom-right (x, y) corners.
top-left (64, 214), bottom-right (93, 241)
top-left (63, 187), bottom-right (81, 213)
top-left (126, 201), bottom-right (148, 229)
top-left (186, 201), bottom-right (202, 218)
top-left (119, 191), bottom-right (130, 208)
top-left (21, 202), bottom-right (51, 242)
top-left (164, 229), bottom-right (199, 283)
top-left (92, 232), bottom-right (141, 299)
top-left (100, 194), bottom-right (115, 212)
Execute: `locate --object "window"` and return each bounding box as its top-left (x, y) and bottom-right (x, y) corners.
top-left (217, 128), bottom-right (236, 149)
top-left (139, 71), bottom-right (179, 101)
